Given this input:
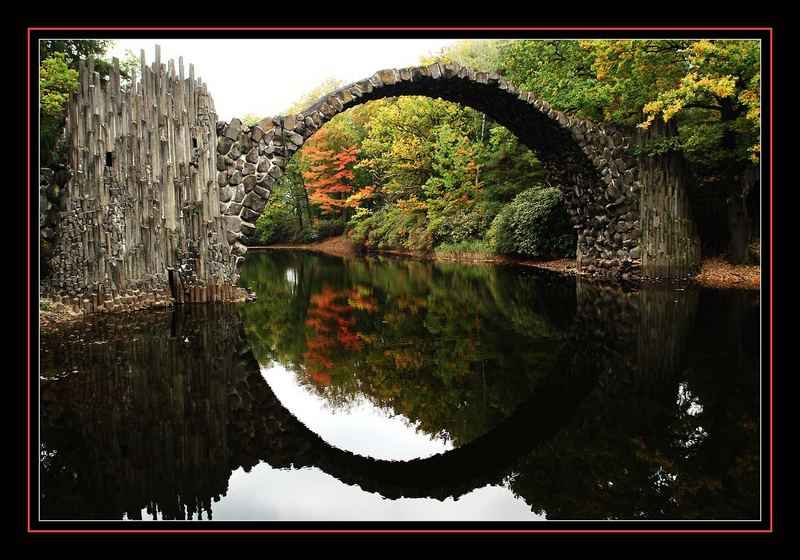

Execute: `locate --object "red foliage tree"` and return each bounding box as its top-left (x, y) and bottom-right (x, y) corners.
top-left (301, 128), bottom-right (361, 216)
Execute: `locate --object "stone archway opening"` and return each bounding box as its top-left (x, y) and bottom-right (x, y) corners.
top-left (249, 93), bottom-right (569, 255)
top-left (218, 63), bottom-right (646, 280)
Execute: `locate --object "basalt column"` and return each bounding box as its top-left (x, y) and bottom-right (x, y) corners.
top-left (44, 48), bottom-right (241, 314)
top-left (635, 118), bottom-right (701, 279)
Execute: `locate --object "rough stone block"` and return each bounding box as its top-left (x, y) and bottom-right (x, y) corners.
top-left (240, 220), bottom-right (257, 237)
top-left (219, 185), bottom-right (234, 203)
top-left (223, 215), bottom-right (242, 232)
top-left (240, 207), bottom-right (260, 222)
top-left (243, 191), bottom-right (266, 213)
top-left (243, 175), bottom-right (257, 192)
top-left (231, 242), bottom-right (248, 256)
top-left (338, 89), bottom-right (353, 104)
top-left (261, 128), bottom-right (276, 145)
top-left (253, 184), bottom-right (270, 198)
top-left (355, 79), bottom-right (373, 93)
top-left (233, 185), bottom-right (245, 203)
top-left (286, 131), bottom-right (304, 146)
top-left (224, 118), bottom-right (242, 140)
top-left (226, 229), bottom-right (240, 245)
top-left (377, 69), bottom-right (398, 85)
top-left (318, 102), bottom-right (335, 117)
top-left (217, 136), bottom-right (233, 155)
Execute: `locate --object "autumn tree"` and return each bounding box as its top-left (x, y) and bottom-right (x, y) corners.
top-left (301, 128), bottom-right (363, 219)
top-left (498, 39), bottom-right (761, 263)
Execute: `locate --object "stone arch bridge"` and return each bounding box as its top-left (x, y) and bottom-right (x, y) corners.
top-left (218, 63), bottom-right (699, 281)
top-left (43, 53), bottom-right (700, 311)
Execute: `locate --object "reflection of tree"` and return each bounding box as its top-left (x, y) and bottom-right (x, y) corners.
top-left (502, 285), bottom-right (760, 520)
top-left (303, 286), bottom-right (365, 388)
top-left (235, 253), bottom-right (760, 520)
top-left (239, 252), bottom-right (574, 446)
top-left (42, 256), bottom-right (761, 520)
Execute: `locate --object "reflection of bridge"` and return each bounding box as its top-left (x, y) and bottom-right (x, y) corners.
top-left (40, 279), bottom-right (704, 520)
top-left (230, 348), bottom-right (597, 501)
top-left (41, 304), bottom-right (595, 519)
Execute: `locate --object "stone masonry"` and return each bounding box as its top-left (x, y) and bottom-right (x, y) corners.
top-left (219, 63), bottom-right (701, 281)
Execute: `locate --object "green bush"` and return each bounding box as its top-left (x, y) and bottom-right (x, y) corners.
top-left (315, 217), bottom-right (346, 239)
top-left (435, 240), bottom-right (493, 255)
top-left (430, 201), bottom-right (503, 245)
top-left (348, 205), bottom-right (433, 251)
top-left (488, 186), bottom-right (575, 258)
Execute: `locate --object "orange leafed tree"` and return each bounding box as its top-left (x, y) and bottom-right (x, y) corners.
top-left (301, 128), bottom-right (362, 216)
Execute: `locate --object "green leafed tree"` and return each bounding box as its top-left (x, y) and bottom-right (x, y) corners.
top-left (497, 39), bottom-right (761, 263)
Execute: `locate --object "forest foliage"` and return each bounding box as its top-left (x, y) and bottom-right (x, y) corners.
top-left (255, 38), bottom-right (760, 261)
top-left (40, 38), bottom-right (761, 261)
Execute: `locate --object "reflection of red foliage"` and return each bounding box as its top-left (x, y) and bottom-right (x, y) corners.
top-left (303, 286), bottom-right (375, 387)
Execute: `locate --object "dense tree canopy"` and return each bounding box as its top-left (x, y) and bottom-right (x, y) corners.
top-left (497, 39), bottom-right (761, 261)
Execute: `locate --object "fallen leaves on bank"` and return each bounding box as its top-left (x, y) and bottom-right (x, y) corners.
top-left (691, 257), bottom-right (760, 290)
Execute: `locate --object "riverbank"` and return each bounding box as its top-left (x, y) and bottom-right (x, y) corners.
top-left (39, 286), bottom-right (253, 332)
top-left (254, 236), bottom-right (761, 289)
top-left (250, 237), bottom-right (577, 274)
top-left (692, 256), bottom-right (760, 290)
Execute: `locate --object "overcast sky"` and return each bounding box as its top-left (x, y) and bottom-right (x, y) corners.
top-left (109, 39), bottom-right (457, 121)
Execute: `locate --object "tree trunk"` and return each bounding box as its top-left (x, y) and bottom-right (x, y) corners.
top-left (303, 186), bottom-right (313, 225)
top-left (718, 99), bottom-right (754, 265)
top-left (726, 173), bottom-right (753, 265)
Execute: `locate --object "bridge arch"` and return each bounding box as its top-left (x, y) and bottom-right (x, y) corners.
top-left (217, 63), bottom-right (645, 279)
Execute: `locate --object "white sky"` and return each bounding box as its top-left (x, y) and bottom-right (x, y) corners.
top-left (109, 39), bottom-right (456, 121)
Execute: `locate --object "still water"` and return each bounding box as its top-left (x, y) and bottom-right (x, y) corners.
top-left (40, 250), bottom-right (761, 521)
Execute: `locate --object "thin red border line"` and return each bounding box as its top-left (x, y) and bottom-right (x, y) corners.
top-left (27, 529), bottom-right (773, 533)
top-left (28, 27), bottom-right (772, 533)
top-left (27, 26), bottom-right (32, 534)
top-left (28, 27), bottom-right (774, 31)
top-left (769, 27), bottom-right (773, 534)
top-left (26, 529), bottom-right (774, 533)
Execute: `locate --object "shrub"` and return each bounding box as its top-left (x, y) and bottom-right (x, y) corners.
top-left (348, 203), bottom-right (433, 251)
top-left (315, 217), bottom-right (346, 240)
top-left (435, 240), bottom-right (493, 255)
top-left (430, 201), bottom-right (503, 245)
top-left (488, 186), bottom-right (575, 258)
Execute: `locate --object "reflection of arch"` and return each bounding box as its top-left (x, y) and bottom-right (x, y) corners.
top-left (219, 63), bottom-right (643, 279)
top-left (39, 281), bottom-right (706, 520)
top-left (230, 344), bottom-right (598, 501)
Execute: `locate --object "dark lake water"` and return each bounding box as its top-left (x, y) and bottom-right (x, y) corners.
top-left (39, 250), bottom-right (761, 521)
